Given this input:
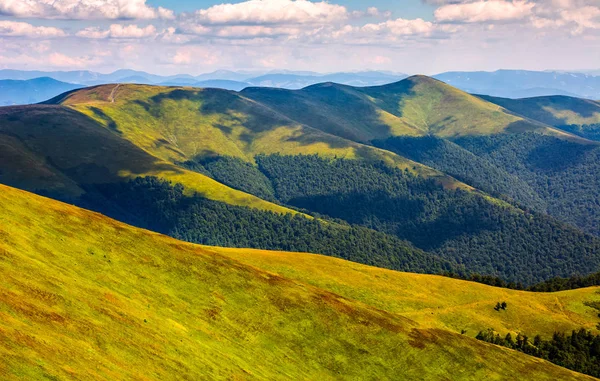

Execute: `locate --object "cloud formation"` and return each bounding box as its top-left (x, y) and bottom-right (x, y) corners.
top-left (0, 0), bottom-right (174, 20)
top-left (190, 0), bottom-right (348, 25)
top-left (77, 24), bottom-right (158, 39)
top-left (0, 0), bottom-right (598, 74)
top-left (0, 21), bottom-right (65, 38)
top-left (435, 1), bottom-right (535, 23)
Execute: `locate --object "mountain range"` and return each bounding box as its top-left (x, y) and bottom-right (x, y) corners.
top-left (1, 68), bottom-right (599, 106)
top-left (3, 74), bottom-right (600, 379)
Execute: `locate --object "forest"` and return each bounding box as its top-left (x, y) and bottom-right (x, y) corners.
top-left (476, 328), bottom-right (600, 378)
top-left (75, 176), bottom-right (452, 275)
top-left (58, 150), bottom-right (600, 285)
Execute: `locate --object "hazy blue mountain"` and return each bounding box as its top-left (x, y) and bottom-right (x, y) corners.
top-left (0, 77), bottom-right (82, 106)
top-left (0, 69), bottom-right (100, 84)
top-left (194, 70), bottom-right (264, 82)
top-left (159, 79), bottom-right (251, 91)
top-left (245, 71), bottom-right (407, 89)
top-left (434, 70), bottom-right (600, 99)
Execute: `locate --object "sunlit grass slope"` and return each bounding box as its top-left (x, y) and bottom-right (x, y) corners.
top-left (480, 95), bottom-right (600, 127)
top-left (0, 184), bottom-right (595, 381)
top-left (361, 76), bottom-right (576, 138)
top-left (217, 248), bottom-right (600, 340)
top-left (242, 75), bottom-right (579, 141)
top-left (50, 83), bottom-right (470, 188)
top-left (0, 104), bottom-right (294, 214)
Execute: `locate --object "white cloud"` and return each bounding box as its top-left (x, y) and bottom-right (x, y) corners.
top-left (0, 0), bottom-right (174, 20)
top-left (48, 52), bottom-right (99, 67)
top-left (191, 0), bottom-right (348, 25)
top-left (77, 24), bottom-right (157, 39)
top-left (560, 6), bottom-right (600, 34)
top-left (0, 21), bottom-right (66, 38)
top-left (435, 1), bottom-right (535, 23)
top-left (362, 18), bottom-right (435, 36)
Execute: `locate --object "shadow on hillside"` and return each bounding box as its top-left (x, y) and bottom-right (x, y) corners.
top-left (0, 105), bottom-right (184, 193)
top-left (243, 85), bottom-right (409, 142)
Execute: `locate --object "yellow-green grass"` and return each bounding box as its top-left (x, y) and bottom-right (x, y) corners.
top-left (55, 84), bottom-right (472, 190)
top-left (59, 84), bottom-right (364, 163)
top-left (0, 104), bottom-right (295, 215)
top-left (362, 75), bottom-right (572, 138)
top-left (0, 183), bottom-right (595, 380)
top-left (480, 94), bottom-right (600, 127)
top-left (215, 247), bottom-right (600, 339)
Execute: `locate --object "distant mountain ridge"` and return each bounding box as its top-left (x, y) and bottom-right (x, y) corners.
top-left (0, 77), bottom-right (82, 106)
top-left (434, 70), bottom-right (600, 99)
top-left (2, 68), bottom-right (600, 106)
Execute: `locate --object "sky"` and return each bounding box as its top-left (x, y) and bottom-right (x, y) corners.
top-left (0, 0), bottom-right (598, 75)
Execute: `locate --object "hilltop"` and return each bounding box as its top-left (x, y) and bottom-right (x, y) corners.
top-left (242, 75), bottom-right (578, 142)
top-left (0, 183), bottom-right (596, 381)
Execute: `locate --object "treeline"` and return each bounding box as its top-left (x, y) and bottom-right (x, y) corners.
top-left (78, 176), bottom-right (453, 275)
top-left (528, 272), bottom-right (600, 292)
top-left (180, 156), bottom-right (277, 202)
top-left (441, 271), bottom-right (600, 292)
top-left (476, 328), bottom-right (600, 378)
top-left (255, 154), bottom-right (600, 284)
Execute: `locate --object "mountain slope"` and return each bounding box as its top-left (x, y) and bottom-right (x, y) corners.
top-left (0, 104), bottom-right (293, 214)
top-left (48, 83), bottom-right (466, 188)
top-left (480, 95), bottom-right (600, 140)
top-left (218, 247), bottom-right (600, 339)
top-left (242, 75), bottom-right (576, 142)
top-left (0, 183), bottom-right (595, 381)
top-left (0, 77), bottom-right (82, 106)
top-left (7, 83), bottom-right (600, 284)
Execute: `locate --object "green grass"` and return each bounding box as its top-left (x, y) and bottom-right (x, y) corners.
top-left (480, 95), bottom-right (600, 127)
top-left (362, 76), bottom-right (568, 138)
top-left (54, 83), bottom-right (471, 190)
top-left (0, 183), bottom-right (596, 380)
top-left (0, 104), bottom-right (295, 215)
top-left (242, 75), bottom-right (577, 141)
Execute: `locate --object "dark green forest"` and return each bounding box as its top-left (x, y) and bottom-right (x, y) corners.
top-left (558, 124), bottom-right (600, 141)
top-left (455, 133), bottom-right (600, 236)
top-left (75, 176), bottom-right (452, 275)
top-left (373, 136), bottom-right (545, 210)
top-left (255, 154), bottom-right (600, 284)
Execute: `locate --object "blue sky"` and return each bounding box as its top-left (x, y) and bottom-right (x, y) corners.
top-left (145, 0), bottom-right (437, 19)
top-left (0, 0), bottom-right (598, 75)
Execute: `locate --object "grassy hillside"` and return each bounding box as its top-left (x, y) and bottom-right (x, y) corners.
top-left (480, 95), bottom-right (600, 140)
top-left (480, 95), bottom-right (600, 127)
top-left (0, 104), bottom-right (294, 214)
top-left (48, 83), bottom-right (469, 188)
top-left (243, 76), bottom-right (574, 141)
top-left (241, 83), bottom-right (424, 142)
top-left (0, 183), bottom-right (596, 381)
top-left (217, 247), bottom-right (600, 339)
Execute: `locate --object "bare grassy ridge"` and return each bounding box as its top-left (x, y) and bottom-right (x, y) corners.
top-left (0, 183), bottom-right (597, 380)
